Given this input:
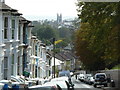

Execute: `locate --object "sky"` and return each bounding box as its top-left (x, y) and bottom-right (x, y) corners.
top-left (5, 0), bottom-right (78, 21)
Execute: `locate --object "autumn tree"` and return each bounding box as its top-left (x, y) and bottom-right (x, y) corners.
top-left (74, 2), bottom-right (120, 70)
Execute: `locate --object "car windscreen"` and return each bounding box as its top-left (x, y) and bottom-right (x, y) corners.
top-left (96, 74), bottom-right (105, 78)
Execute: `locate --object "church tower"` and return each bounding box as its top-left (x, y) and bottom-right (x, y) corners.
top-left (57, 13), bottom-right (62, 25)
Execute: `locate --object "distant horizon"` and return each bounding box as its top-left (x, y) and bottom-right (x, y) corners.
top-left (5, 0), bottom-right (78, 21)
top-left (24, 15), bottom-right (78, 21)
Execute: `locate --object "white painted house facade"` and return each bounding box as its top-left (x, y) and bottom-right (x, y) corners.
top-left (29, 36), bottom-right (51, 79)
top-left (0, 1), bottom-right (22, 80)
top-left (0, 1), bottom-right (52, 81)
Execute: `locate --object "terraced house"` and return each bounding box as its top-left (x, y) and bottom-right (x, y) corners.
top-left (0, 0), bottom-right (52, 81)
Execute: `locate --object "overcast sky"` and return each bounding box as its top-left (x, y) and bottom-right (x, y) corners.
top-left (5, 0), bottom-right (78, 21)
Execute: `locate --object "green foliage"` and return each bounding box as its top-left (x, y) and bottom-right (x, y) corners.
top-left (32, 23), bottom-right (58, 41)
top-left (56, 41), bottom-right (68, 48)
top-left (55, 38), bottom-right (71, 48)
top-left (58, 27), bottom-right (71, 38)
top-left (65, 61), bottom-right (71, 70)
top-left (74, 23), bottom-right (105, 70)
top-left (112, 64), bottom-right (120, 70)
top-left (74, 2), bottom-right (120, 70)
top-left (32, 20), bottom-right (74, 48)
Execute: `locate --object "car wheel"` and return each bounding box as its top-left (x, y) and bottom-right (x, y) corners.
top-left (89, 82), bottom-right (92, 85)
top-left (104, 83), bottom-right (107, 87)
top-left (94, 84), bottom-right (97, 88)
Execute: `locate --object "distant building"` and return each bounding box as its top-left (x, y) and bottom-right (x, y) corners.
top-left (57, 13), bottom-right (62, 26)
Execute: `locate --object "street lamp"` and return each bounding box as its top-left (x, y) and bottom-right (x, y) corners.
top-left (51, 38), bottom-right (63, 78)
top-left (53, 38), bottom-right (56, 78)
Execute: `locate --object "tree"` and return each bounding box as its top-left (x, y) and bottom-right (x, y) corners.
top-left (32, 21), bottom-right (59, 44)
top-left (74, 2), bottom-right (120, 70)
top-left (32, 20), bottom-right (75, 48)
top-left (74, 23), bottom-right (105, 70)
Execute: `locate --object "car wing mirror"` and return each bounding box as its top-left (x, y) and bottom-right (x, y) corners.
top-left (56, 84), bottom-right (62, 90)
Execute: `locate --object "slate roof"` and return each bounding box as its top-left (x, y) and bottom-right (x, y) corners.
top-left (0, 2), bottom-right (22, 16)
top-left (55, 53), bottom-right (67, 61)
top-left (0, 2), bottom-right (17, 12)
top-left (19, 16), bottom-right (32, 25)
top-left (0, 2), bottom-right (11, 9)
top-left (47, 50), bottom-right (77, 61)
top-left (58, 52), bottom-right (70, 60)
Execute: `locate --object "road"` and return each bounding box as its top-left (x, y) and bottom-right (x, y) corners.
top-left (71, 76), bottom-right (111, 90)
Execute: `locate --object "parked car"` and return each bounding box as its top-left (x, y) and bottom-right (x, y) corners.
top-left (0, 80), bottom-right (12, 84)
top-left (0, 79), bottom-right (21, 89)
top-left (58, 70), bottom-right (71, 77)
top-left (58, 71), bottom-right (74, 89)
top-left (0, 80), bottom-right (13, 88)
top-left (44, 80), bottom-right (67, 90)
top-left (11, 76), bottom-right (29, 88)
top-left (0, 83), bottom-right (6, 90)
top-left (50, 76), bottom-right (74, 90)
top-left (84, 74), bottom-right (92, 83)
top-left (11, 76), bottom-right (24, 83)
top-left (87, 76), bottom-right (95, 85)
top-left (20, 77), bottom-right (36, 86)
top-left (78, 74), bottom-right (85, 82)
top-left (50, 77), bottom-right (68, 82)
top-left (31, 78), bottom-right (45, 85)
top-left (29, 80), bottom-right (64, 90)
top-left (84, 76), bottom-right (90, 84)
top-left (93, 73), bottom-right (108, 88)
